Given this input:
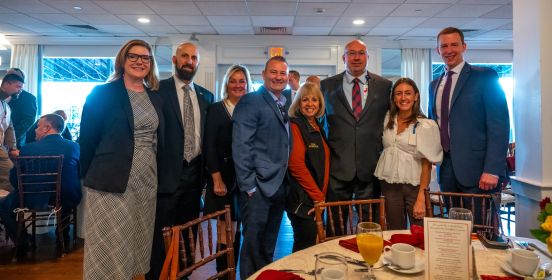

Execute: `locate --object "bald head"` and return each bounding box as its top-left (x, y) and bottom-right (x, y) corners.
top-left (173, 42), bottom-right (200, 82)
top-left (305, 75), bottom-right (321, 87)
top-left (343, 39), bottom-right (368, 77)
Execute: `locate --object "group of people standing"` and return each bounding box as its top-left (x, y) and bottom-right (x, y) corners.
top-left (79, 25), bottom-right (509, 280)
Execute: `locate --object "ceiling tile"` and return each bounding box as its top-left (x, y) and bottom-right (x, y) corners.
top-left (0, 0), bottom-right (61, 13)
top-left (390, 4), bottom-right (450, 17)
top-left (294, 16), bottom-right (338, 27)
top-left (143, 1), bottom-right (201, 15)
top-left (292, 26), bottom-right (331, 35)
top-left (0, 23), bottom-right (35, 34)
top-left (300, 0), bottom-right (350, 2)
top-left (351, 0), bottom-right (402, 3)
top-left (207, 16), bottom-right (250, 26)
top-left (0, 6), bottom-right (18, 13)
top-left (404, 0), bottom-right (456, 3)
top-left (457, 0), bottom-right (511, 4)
top-left (335, 16), bottom-right (383, 27)
top-left (30, 13), bottom-right (86, 25)
top-left (94, 24), bottom-right (145, 34)
top-left (94, 1), bottom-right (155, 15)
top-left (42, 0), bottom-right (107, 14)
top-left (342, 3), bottom-right (399, 17)
top-left (161, 15), bottom-right (211, 25)
top-left (213, 25), bottom-right (254, 34)
top-left (436, 4), bottom-right (501, 17)
top-left (136, 24), bottom-right (179, 35)
top-left (14, 23), bottom-right (68, 33)
top-left (376, 17), bottom-right (428, 28)
top-left (473, 29), bottom-right (512, 40)
top-left (367, 27), bottom-right (410, 36)
top-left (296, 3), bottom-right (347, 16)
top-left (0, 13), bottom-right (47, 24)
top-left (248, 2), bottom-right (297, 16)
top-left (329, 26), bottom-right (369, 35)
top-left (460, 18), bottom-right (511, 30)
top-left (416, 17), bottom-right (475, 28)
top-left (481, 5), bottom-right (512, 19)
top-left (76, 13), bottom-right (127, 25)
top-left (401, 27), bottom-right (442, 37)
top-left (251, 16), bottom-right (294, 27)
top-left (195, 2), bottom-right (248, 16)
top-left (174, 25), bottom-right (217, 34)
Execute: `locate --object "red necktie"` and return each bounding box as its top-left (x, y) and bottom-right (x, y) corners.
top-left (440, 71), bottom-right (454, 152)
top-left (352, 78), bottom-right (362, 121)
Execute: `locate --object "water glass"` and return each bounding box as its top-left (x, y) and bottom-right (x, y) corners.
top-left (448, 207), bottom-right (474, 232)
top-left (315, 252), bottom-right (348, 280)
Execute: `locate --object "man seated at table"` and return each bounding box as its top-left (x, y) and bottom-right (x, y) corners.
top-left (0, 113), bottom-right (81, 255)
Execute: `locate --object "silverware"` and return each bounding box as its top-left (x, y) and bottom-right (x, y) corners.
top-left (279, 269), bottom-right (316, 276)
top-left (515, 240), bottom-right (534, 251)
top-left (355, 263), bottom-right (402, 272)
top-left (316, 254), bottom-right (368, 268)
top-left (528, 242), bottom-right (552, 260)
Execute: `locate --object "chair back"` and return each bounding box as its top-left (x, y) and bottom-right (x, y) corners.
top-left (16, 155), bottom-right (63, 212)
top-left (314, 197), bottom-right (386, 243)
top-left (424, 189), bottom-right (500, 236)
top-left (160, 206), bottom-right (235, 280)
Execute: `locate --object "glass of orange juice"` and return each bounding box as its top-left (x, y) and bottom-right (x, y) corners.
top-left (356, 222), bottom-right (383, 280)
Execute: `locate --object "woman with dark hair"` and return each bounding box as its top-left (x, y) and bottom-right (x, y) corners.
top-left (374, 78), bottom-right (442, 230)
top-left (202, 64), bottom-right (252, 276)
top-left (286, 82), bottom-right (329, 252)
top-left (80, 39), bottom-right (163, 280)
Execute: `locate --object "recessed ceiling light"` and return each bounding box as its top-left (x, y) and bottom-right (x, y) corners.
top-left (138, 17), bottom-right (150, 24)
top-left (415, 9), bottom-right (422, 13)
top-left (73, 6), bottom-right (82, 10)
top-left (353, 19), bottom-right (365, 25)
top-left (314, 8), bottom-right (326, 14)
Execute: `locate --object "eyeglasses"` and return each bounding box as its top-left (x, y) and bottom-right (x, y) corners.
top-left (345, 51), bottom-right (367, 57)
top-left (126, 53), bottom-right (152, 63)
top-left (277, 103), bottom-right (289, 124)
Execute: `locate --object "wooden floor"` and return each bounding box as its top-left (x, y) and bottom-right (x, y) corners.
top-left (0, 214), bottom-right (294, 280)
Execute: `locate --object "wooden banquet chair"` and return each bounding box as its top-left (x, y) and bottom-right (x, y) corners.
top-left (314, 197), bottom-right (386, 244)
top-left (160, 205), bottom-right (235, 280)
top-left (14, 155), bottom-right (77, 259)
top-left (424, 189), bottom-right (500, 236)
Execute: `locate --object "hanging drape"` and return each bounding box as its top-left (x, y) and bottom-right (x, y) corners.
top-left (401, 48), bottom-right (431, 115)
top-left (10, 44), bottom-right (40, 95)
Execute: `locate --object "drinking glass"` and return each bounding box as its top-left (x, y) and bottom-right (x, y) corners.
top-left (356, 222), bottom-right (383, 280)
top-left (448, 207), bottom-right (474, 232)
top-left (315, 252), bottom-right (348, 280)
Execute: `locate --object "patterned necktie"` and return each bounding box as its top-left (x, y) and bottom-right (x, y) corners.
top-left (352, 78), bottom-right (362, 121)
top-left (440, 71), bottom-right (454, 152)
top-left (182, 85), bottom-right (195, 162)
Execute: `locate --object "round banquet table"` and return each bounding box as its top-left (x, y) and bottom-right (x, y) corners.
top-left (249, 230), bottom-right (552, 280)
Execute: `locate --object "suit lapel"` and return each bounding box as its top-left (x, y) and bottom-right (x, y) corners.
top-left (335, 73), bottom-right (354, 116)
top-left (359, 73), bottom-right (375, 120)
top-left (450, 63), bottom-right (471, 109)
top-left (431, 75), bottom-right (444, 118)
top-left (260, 87), bottom-right (286, 128)
top-left (168, 77), bottom-right (184, 130)
top-left (114, 79), bottom-right (134, 134)
top-left (193, 84), bottom-right (208, 137)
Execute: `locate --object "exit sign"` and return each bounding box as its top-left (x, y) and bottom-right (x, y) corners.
top-left (268, 47), bottom-right (285, 57)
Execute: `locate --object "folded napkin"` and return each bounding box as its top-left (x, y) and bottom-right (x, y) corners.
top-left (480, 275), bottom-right (522, 280)
top-left (338, 225), bottom-right (425, 252)
top-left (255, 269), bottom-right (305, 280)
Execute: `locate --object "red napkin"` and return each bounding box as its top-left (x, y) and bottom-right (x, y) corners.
top-left (480, 275), bottom-right (522, 280)
top-left (255, 269), bottom-right (305, 280)
top-left (338, 225), bottom-right (425, 252)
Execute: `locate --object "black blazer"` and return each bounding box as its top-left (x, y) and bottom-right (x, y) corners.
top-left (321, 71), bottom-right (391, 182)
top-left (157, 76), bottom-right (214, 194)
top-left (79, 78), bottom-right (164, 193)
top-left (8, 90), bottom-right (37, 147)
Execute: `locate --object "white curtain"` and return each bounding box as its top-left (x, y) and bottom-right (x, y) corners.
top-left (401, 48), bottom-right (431, 115)
top-left (10, 44), bottom-right (40, 95)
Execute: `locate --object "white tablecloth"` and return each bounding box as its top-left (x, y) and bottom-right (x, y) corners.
top-left (249, 230), bottom-right (550, 279)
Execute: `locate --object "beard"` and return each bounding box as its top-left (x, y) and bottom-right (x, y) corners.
top-left (175, 64), bottom-right (197, 82)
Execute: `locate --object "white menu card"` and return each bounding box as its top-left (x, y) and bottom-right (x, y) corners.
top-left (424, 217), bottom-right (472, 280)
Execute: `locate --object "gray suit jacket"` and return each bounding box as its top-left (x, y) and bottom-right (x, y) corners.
top-left (321, 71), bottom-right (391, 182)
top-left (232, 86), bottom-right (290, 198)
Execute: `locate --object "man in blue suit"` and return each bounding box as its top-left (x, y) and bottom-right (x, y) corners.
top-left (429, 27), bottom-right (509, 202)
top-left (0, 113), bottom-right (81, 255)
top-left (233, 56), bottom-right (291, 279)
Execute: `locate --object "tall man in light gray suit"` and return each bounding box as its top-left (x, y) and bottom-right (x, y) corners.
top-left (320, 39), bottom-right (392, 234)
top-left (233, 56), bottom-right (291, 279)
top-left (429, 27), bottom-right (509, 202)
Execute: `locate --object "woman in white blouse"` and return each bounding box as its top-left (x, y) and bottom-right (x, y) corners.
top-left (374, 78), bottom-right (443, 229)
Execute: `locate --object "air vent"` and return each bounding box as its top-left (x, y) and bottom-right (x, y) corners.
top-left (254, 27), bottom-right (291, 35)
top-left (63, 24), bottom-right (100, 33)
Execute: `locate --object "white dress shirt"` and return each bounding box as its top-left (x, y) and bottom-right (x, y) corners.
top-left (435, 61), bottom-right (465, 126)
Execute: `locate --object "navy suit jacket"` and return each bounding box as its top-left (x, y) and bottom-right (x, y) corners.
top-left (429, 63), bottom-right (510, 186)
top-left (10, 134), bottom-right (81, 209)
top-left (8, 90), bottom-right (37, 147)
top-left (232, 86), bottom-right (291, 198)
top-left (80, 79), bottom-right (164, 193)
top-left (156, 77), bottom-right (214, 194)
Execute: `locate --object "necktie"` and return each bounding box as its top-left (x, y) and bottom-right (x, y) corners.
top-left (440, 71), bottom-right (454, 152)
top-left (182, 85), bottom-right (195, 162)
top-left (352, 78), bottom-right (362, 121)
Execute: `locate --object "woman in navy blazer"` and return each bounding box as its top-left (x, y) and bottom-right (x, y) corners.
top-left (80, 39), bottom-right (164, 280)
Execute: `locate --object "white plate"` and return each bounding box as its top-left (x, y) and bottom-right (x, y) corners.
top-left (382, 251), bottom-right (424, 274)
top-left (497, 256), bottom-right (537, 278)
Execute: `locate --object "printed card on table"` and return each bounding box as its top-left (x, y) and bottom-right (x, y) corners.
top-left (424, 217), bottom-right (472, 280)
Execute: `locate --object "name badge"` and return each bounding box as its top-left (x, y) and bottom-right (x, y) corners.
top-left (363, 84), bottom-right (368, 99)
top-left (308, 143), bottom-right (319, 149)
top-left (408, 133), bottom-right (417, 146)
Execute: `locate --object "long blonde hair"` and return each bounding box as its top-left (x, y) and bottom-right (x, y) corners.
top-left (108, 39), bottom-right (160, 90)
top-left (220, 65), bottom-right (253, 99)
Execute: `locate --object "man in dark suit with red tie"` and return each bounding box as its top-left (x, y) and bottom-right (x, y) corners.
top-left (148, 42), bottom-right (214, 280)
top-left (320, 39), bottom-right (392, 233)
top-left (428, 27), bottom-right (509, 203)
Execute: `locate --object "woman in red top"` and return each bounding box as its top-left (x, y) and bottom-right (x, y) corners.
top-left (286, 82), bottom-right (330, 252)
